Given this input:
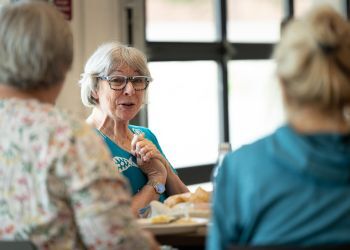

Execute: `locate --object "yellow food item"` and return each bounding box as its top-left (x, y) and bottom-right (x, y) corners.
top-left (189, 187), bottom-right (211, 203)
top-left (164, 187), bottom-right (211, 207)
top-left (174, 217), bottom-right (196, 225)
top-left (150, 215), bottom-right (175, 224)
top-left (164, 192), bottom-right (191, 207)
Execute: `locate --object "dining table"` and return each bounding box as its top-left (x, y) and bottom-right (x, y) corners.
top-left (142, 184), bottom-right (212, 250)
top-left (155, 224), bottom-right (207, 250)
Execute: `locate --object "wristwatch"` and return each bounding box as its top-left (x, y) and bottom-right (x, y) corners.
top-left (147, 180), bottom-right (166, 194)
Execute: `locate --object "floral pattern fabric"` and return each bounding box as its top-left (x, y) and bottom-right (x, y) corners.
top-left (0, 99), bottom-right (150, 250)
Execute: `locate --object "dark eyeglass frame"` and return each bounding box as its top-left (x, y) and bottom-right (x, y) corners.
top-left (98, 75), bottom-right (152, 91)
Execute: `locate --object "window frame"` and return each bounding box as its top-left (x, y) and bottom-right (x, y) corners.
top-left (125, 0), bottom-right (350, 185)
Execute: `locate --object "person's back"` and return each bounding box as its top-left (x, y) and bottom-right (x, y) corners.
top-left (207, 5), bottom-right (350, 250)
top-left (0, 1), bottom-right (157, 249)
top-left (208, 126), bottom-right (350, 246)
top-left (0, 98), bottom-right (147, 249)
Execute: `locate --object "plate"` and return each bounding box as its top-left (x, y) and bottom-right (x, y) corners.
top-left (149, 200), bottom-right (211, 219)
top-left (137, 217), bottom-right (208, 235)
top-left (169, 209), bottom-right (210, 218)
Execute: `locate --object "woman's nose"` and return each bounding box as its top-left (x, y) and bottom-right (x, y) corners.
top-left (123, 81), bottom-right (135, 95)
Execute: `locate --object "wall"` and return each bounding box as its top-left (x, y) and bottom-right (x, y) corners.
top-left (56, 0), bottom-right (122, 118)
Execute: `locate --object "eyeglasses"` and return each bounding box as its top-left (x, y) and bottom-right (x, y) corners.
top-left (98, 75), bottom-right (152, 91)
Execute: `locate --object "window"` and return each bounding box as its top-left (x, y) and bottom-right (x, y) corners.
top-left (123, 0), bottom-right (350, 185)
top-left (295, 0), bottom-right (346, 17)
top-left (227, 0), bottom-right (283, 42)
top-left (146, 0), bottom-right (216, 42)
top-left (228, 60), bottom-right (285, 150)
top-left (148, 61), bottom-right (220, 168)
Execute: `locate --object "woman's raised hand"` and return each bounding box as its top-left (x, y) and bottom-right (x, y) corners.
top-left (131, 134), bottom-right (167, 182)
top-left (131, 134), bottom-right (164, 163)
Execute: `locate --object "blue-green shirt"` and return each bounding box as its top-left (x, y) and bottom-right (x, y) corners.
top-left (96, 125), bottom-right (176, 202)
top-left (207, 125), bottom-right (350, 249)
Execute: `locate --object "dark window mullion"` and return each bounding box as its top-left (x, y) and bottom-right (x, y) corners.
top-left (146, 42), bottom-right (274, 61)
top-left (345, 0), bottom-right (350, 19)
top-left (283, 0), bottom-right (294, 19)
top-left (216, 0), bottom-right (230, 143)
top-left (228, 43), bottom-right (274, 60)
top-left (281, 0), bottom-right (294, 32)
top-left (176, 164), bottom-right (215, 185)
top-left (146, 42), bottom-right (222, 61)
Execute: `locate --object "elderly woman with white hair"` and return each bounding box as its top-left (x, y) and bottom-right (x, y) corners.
top-left (80, 42), bottom-right (188, 217)
top-left (207, 5), bottom-right (350, 249)
top-left (0, 1), bottom-right (159, 249)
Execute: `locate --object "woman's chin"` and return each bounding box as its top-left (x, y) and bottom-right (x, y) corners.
top-left (116, 113), bottom-right (138, 122)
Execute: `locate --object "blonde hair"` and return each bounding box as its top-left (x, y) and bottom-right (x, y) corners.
top-left (0, 1), bottom-right (73, 90)
top-left (79, 42), bottom-right (151, 108)
top-left (274, 5), bottom-right (350, 115)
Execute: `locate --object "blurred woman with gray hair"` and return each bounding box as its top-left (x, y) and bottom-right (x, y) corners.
top-left (79, 42), bottom-right (188, 217)
top-left (0, 1), bottom-right (159, 249)
top-left (207, 5), bottom-right (350, 249)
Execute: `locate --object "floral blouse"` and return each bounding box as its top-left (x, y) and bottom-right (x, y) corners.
top-left (0, 99), bottom-right (150, 250)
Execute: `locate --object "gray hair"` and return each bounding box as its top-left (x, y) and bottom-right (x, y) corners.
top-left (274, 5), bottom-right (350, 115)
top-left (79, 42), bottom-right (151, 108)
top-left (0, 0), bottom-right (73, 90)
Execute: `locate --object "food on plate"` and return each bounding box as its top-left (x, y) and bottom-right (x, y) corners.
top-left (150, 214), bottom-right (176, 224)
top-left (173, 201), bottom-right (210, 211)
top-left (163, 192), bottom-right (191, 207)
top-left (149, 200), bottom-right (172, 217)
top-left (162, 187), bottom-right (212, 218)
top-left (189, 187), bottom-right (211, 203)
top-left (174, 217), bottom-right (196, 225)
top-left (172, 202), bottom-right (211, 218)
top-left (164, 187), bottom-right (211, 207)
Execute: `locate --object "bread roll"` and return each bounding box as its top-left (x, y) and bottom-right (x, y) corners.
top-left (189, 187), bottom-right (211, 203)
top-left (164, 187), bottom-right (211, 207)
top-left (164, 192), bottom-right (191, 207)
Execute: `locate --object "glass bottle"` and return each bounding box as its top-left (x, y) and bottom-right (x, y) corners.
top-left (211, 142), bottom-right (232, 183)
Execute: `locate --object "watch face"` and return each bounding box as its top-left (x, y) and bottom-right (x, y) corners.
top-left (155, 183), bottom-right (165, 194)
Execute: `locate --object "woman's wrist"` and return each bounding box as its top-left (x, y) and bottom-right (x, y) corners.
top-left (147, 175), bottom-right (166, 184)
top-left (155, 156), bottom-right (171, 172)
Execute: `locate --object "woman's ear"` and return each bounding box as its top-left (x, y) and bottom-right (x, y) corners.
top-left (91, 89), bottom-right (98, 100)
top-left (90, 89), bottom-right (99, 105)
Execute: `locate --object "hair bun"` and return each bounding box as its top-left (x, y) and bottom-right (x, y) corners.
top-left (273, 4), bottom-right (350, 115)
top-left (307, 5), bottom-right (346, 55)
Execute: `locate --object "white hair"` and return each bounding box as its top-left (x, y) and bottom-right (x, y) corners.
top-left (79, 42), bottom-right (151, 108)
top-left (0, 1), bottom-right (73, 90)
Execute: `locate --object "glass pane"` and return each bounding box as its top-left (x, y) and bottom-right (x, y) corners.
top-left (295, 0), bottom-right (345, 17)
top-left (227, 0), bottom-right (283, 42)
top-left (146, 0), bottom-right (216, 42)
top-left (228, 60), bottom-right (285, 150)
top-left (148, 61), bottom-right (220, 168)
